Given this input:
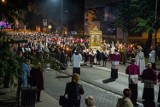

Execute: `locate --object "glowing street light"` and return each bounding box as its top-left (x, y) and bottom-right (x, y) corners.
top-left (2, 0), bottom-right (5, 3)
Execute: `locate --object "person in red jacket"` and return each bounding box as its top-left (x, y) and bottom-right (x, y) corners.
top-left (126, 58), bottom-right (140, 106)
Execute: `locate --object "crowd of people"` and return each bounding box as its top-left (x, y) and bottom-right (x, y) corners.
top-left (7, 30), bottom-right (159, 68)
top-left (5, 30), bottom-right (160, 107)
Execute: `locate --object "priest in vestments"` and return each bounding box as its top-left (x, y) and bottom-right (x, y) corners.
top-left (141, 63), bottom-right (157, 102)
top-left (126, 58), bottom-right (140, 106)
top-left (110, 49), bottom-right (121, 80)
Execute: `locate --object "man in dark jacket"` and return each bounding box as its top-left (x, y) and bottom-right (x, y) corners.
top-left (65, 73), bottom-right (84, 107)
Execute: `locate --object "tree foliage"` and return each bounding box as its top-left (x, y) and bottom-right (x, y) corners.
top-left (0, 31), bottom-right (62, 87)
top-left (0, 31), bottom-right (21, 87)
top-left (116, 0), bottom-right (159, 35)
top-left (0, 0), bottom-right (28, 24)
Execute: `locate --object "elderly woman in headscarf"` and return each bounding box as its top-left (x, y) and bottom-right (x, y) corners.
top-left (65, 73), bottom-right (84, 107)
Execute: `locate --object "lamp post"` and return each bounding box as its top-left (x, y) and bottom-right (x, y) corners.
top-left (60, 0), bottom-right (63, 35)
top-left (153, 0), bottom-right (158, 67)
top-left (154, 0), bottom-right (157, 50)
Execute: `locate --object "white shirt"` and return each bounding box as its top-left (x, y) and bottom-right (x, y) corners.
top-left (149, 50), bottom-right (156, 63)
top-left (72, 53), bottom-right (82, 68)
top-left (110, 47), bottom-right (115, 54)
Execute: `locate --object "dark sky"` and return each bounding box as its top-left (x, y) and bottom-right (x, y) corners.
top-left (25, 0), bottom-right (85, 31)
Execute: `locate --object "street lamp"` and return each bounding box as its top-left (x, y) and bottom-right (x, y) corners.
top-left (60, 0), bottom-right (63, 35)
top-left (154, 0), bottom-right (158, 50)
top-left (51, 0), bottom-right (63, 35)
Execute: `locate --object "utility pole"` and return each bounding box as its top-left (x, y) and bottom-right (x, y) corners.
top-left (154, 0), bottom-right (157, 50)
top-left (153, 0), bottom-right (158, 66)
top-left (60, 0), bottom-right (63, 35)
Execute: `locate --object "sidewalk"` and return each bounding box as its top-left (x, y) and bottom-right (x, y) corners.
top-left (0, 88), bottom-right (17, 107)
top-left (0, 87), bottom-right (59, 107)
top-left (35, 91), bottom-right (59, 107)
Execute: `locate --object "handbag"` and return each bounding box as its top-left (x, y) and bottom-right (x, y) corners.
top-left (59, 94), bottom-right (68, 106)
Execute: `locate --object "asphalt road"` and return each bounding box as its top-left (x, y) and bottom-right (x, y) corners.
top-left (42, 61), bottom-right (160, 107)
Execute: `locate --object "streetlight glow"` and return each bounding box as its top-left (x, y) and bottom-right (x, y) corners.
top-left (2, 0), bottom-right (5, 2)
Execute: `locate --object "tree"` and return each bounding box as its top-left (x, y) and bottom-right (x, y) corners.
top-left (116, 0), bottom-right (159, 35)
top-left (0, 31), bottom-right (21, 88)
top-left (116, 0), bottom-right (160, 56)
top-left (0, 31), bottom-right (62, 87)
top-left (132, 0), bottom-right (155, 34)
top-left (115, 0), bottom-right (131, 44)
top-left (0, 0), bottom-right (28, 24)
top-left (115, 0), bottom-right (130, 33)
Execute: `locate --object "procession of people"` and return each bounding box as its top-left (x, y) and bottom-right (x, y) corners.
top-left (4, 30), bottom-right (160, 107)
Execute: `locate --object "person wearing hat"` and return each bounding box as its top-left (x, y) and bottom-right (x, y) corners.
top-left (65, 73), bottom-right (84, 107)
top-left (126, 58), bottom-right (140, 106)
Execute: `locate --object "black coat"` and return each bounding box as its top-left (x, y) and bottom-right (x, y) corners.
top-left (60, 52), bottom-right (66, 64)
top-left (65, 82), bottom-right (84, 100)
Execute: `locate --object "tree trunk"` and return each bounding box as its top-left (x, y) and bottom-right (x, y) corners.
top-left (144, 33), bottom-right (152, 58)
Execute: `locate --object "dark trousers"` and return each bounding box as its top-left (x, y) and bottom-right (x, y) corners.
top-left (142, 88), bottom-right (155, 101)
top-left (111, 68), bottom-right (118, 79)
top-left (73, 68), bottom-right (80, 75)
top-left (158, 86), bottom-right (160, 102)
top-left (129, 84), bottom-right (138, 105)
top-left (103, 60), bottom-right (106, 66)
top-left (151, 63), bottom-right (156, 70)
top-left (36, 89), bottom-right (41, 101)
top-left (142, 101), bottom-right (156, 107)
top-left (16, 78), bottom-right (22, 101)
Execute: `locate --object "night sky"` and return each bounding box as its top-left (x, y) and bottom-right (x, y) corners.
top-left (1, 0), bottom-right (84, 31)
top-left (28, 0), bottom-right (85, 32)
